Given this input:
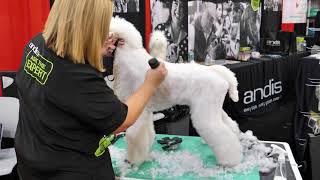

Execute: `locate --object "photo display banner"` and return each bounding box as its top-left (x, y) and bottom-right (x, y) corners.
top-left (150, 0), bottom-right (261, 63)
top-left (188, 0), bottom-right (261, 63)
top-left (282, 0), bottom-right (307, 23)
top-left (112, 0), bottom-right (146, 46)
top-left (261, 0), bottom-right (282, 39)
top-left (150, 0), bottom-right (188, 63)
top-left (187, 0), bottom-right (261, 63)
top-left (113, 0), bottom-right (140, 13)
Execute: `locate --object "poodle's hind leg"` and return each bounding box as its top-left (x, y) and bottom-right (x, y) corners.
top-left (191, 106), bottom-right (242, 167)
top-left (221, 110), bottom-right (241, 136)
top-left (125, 110), bottom-right (155, 165)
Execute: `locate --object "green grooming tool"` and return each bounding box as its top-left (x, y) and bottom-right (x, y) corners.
top-left (95, 134), bottom-right (115, 157)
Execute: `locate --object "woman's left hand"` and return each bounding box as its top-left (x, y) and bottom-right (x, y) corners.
top-left (102, 33), bottom-right (125, 57)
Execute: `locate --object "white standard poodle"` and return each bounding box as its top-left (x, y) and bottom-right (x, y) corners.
top-left (109, 17), bottom-right (242, 167)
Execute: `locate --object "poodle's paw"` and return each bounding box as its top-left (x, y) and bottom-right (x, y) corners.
top-left (213, 134), bottom-right (243, 167)
top-left (127, 153), bottom-right (148, 166)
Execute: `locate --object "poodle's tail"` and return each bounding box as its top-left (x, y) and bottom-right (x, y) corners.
top-left (212, 65), bottom-right (239, 102)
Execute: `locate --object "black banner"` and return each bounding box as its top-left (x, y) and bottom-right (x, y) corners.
top-left (188, 0), bottom-right (261, 62)
top-left (223, 53), bottom-right (309, 143)
top-left (225, 56), bottom-right (284, 118)
top-left (225, 53), bottom-right (309, 118)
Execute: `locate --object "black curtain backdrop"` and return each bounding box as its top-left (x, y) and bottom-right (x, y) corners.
top-left (295, 57), bottom-right (320, 164)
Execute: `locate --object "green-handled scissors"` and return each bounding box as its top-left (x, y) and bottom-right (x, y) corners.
top-left (94, 134), bottom-right (115, 157)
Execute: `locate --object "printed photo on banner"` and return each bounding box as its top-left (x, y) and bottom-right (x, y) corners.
top-left (240, 2), bottom-right (261, 53)
top-left (113, 0), bottom-right (140, 13)
top-left (282, 0), bottom-right (307, 23)
top-left (151, 0), bottom-right (188, 63)
top-left (264, 0), bottom-right (282, 11)
top-left (188, 0), bottom-right (261, 63)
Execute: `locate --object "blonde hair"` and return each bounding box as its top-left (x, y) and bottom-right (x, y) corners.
top-left (43, 0), bottom-right (113, 72)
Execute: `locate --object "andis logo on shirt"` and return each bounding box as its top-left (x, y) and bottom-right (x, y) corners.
top-left (24, 43), bottom-right (53, 85)
top-left (29, 42), bottom-right (40, 56)
top-left (243, 79), bottom-right (282, 104)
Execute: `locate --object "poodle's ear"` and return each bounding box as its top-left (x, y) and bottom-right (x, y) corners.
top-left (110, 16), bottom-right (143, 49)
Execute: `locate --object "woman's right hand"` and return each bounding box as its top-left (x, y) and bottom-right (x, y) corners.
top-left (144, 62), bottom-right (167, 88)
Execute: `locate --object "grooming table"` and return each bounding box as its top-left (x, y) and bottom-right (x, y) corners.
top-left (110, 134), bottom-right (259, 180)
top-left (110, 135), bottom-right (302, 180)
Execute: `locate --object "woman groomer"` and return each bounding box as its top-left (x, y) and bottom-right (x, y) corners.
top-left (14, 0), bottom-right (167, 179)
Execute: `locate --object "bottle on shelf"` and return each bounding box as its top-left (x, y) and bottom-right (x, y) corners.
top-left (188, 49), bottom-right (194, 63)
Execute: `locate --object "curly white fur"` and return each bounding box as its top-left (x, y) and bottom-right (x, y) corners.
top-left (110, 17), bottom-right (242, 167)
top-left (149, 30), bottom-right (168, 61)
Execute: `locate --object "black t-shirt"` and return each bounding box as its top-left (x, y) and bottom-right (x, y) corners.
top-left (14, 33), bottom-right (127, 179)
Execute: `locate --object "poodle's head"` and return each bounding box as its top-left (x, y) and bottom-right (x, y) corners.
top-left (149, 30), bottom-right (168, 51)
top-left (109, 16), bottom-right (143, 49)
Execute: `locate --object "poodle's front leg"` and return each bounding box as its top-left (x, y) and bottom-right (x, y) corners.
top-left (125, 110), bottom-right (155, 165)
